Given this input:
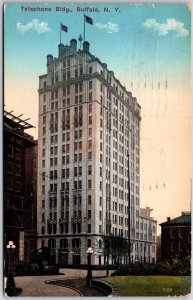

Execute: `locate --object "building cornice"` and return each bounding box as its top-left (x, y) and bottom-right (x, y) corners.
top-left (39, 72), bottom-right (141, 120)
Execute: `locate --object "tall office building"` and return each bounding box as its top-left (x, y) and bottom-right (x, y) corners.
top-left (37, 39), bottom-right (147, 266)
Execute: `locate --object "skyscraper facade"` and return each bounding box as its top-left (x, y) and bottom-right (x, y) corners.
top-left (37, 39), bottom-right (154, 266)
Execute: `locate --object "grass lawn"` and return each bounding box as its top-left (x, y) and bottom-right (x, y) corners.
top-left (104, 276), bottom-right (191, 296)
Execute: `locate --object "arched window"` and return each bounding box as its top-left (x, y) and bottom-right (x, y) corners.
top-left (60, 238), bottom-right (68, 249)
top-left (48, 239), bottom-right (56, 249)
top-left (72, 238), bottom-right (81, 249)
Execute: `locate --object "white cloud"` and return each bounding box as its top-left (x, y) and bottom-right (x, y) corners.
top-left (95, 22), bottom-right (119, 34)
top-left (142, 18), bottom-right (189, 38)
top-left (17, 19), bottom-right (51, 34)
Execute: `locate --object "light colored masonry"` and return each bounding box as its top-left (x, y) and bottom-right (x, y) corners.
top-left (37, 39), bottom-right (157, 266)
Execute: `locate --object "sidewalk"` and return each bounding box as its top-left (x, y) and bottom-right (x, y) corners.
top-left (4, 269), bottom-right (114, 297)
top-left (5, 274), bottom-right (80, 297)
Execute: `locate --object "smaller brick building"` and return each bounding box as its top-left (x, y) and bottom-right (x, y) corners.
top-left (160, 212), bottom-right (191, 261)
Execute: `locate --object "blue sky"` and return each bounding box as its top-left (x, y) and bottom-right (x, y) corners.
top-left (4, 3), bottom-right (191, 84)
top-left (4, 3), bottom-right (191, 228)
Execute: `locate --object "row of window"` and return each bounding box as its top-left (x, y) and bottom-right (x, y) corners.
top-left (42, 223), bottom-right (93, 235)
top-left (6, 162), bottom-right (21, 175)
top-left (7, 146), bottom-right (21, 160)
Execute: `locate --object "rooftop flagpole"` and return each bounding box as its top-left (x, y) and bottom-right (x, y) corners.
top-left (60, 22), bottom-right (61, 44)
top-left (83, 15), bottom-right (93, 43)
top-left (83, 14), bottom-right (86, 42)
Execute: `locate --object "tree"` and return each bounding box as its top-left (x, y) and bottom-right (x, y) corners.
top-left (98, 234), bottom-right (130, 276)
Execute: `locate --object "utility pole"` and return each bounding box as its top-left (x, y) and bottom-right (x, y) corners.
top-left (128, 150), bottom-right (131, 265)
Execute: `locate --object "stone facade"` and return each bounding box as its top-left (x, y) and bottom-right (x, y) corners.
top-left (37, 39), bottom-right (156, 266)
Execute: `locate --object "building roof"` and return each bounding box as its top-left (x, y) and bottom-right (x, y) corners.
top-left (4, 110), bottom-right (36, 147)
top-left (4, 110), bottom-right (35, 130)
top-left (160, 212), bottom-right (191, 226)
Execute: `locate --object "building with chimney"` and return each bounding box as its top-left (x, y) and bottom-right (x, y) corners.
top-left (160, 212), bottom-right (191, 260)
top-left (37, 39), bottom-right (156, 266)
top-left (4, 110), bottom-right (37, 264)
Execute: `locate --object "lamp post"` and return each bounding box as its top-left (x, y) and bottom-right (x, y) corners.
top-left (86, 247), bottom-right (93, 287)
top-left (5, 241), bottom-right (22, 296)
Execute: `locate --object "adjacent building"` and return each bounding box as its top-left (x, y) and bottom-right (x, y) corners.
top-left (160, 212), bottom-right (191, 260)
top-left (37, 39), bottom-right (156, 266)
top-left (139, 207), bottom-right (157, 263)
top-left (4, 110), bottom-right (37, 263)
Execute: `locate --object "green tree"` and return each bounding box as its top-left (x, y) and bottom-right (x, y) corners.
top-left (98, 234), bottom-right (130, 276)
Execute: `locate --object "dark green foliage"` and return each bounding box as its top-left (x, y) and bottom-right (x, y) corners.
top-left (112, 263), bottom-right (156, 276)
top-left (111, 256), bottom-right (191, 276)
top-left (157, 261), bottom-right (172, 275)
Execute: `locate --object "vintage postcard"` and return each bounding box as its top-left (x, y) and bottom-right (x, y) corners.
top-left (3, 1), bottom-right (191, 297)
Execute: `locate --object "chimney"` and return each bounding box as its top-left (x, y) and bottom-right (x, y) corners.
top-left (70, 39), bottom-right (77, 52)
top-left (58, 44), bottom-right (65, 57)
top-left (182, 211), bottom-right (190, 216)
top-left (167, 217), bottom-right (171, 222)
top-left (47, 54), bottom-right (53, 66)
top-left (83, 41), bottom-right (90, 52)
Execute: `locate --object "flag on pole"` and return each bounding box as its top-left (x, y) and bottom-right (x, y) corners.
top-left (61, 23), bottom-right (68, 32)
top-left (85, 15), bottom-right (93, 25)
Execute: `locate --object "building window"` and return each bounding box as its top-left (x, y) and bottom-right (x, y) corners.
top-left (88, 180), bottom-right (92, 189)
top-left (89, 116), bottom-right (92, 125)
top-left (88, 152), bottom-right (92, 160)
top-left (89, 92), bottom-right (92, 102)
top-left (88, 224), bottom-right (91, 233)
top-left (89, 104), bottom-right (92, 112)
top-left (14, 181), bottom-right (20, 191)
top-left (88, 195), bottom-right (92, 205)
top-left (43, 105), bottom-right (46, 113)
top-left (88, 210), bottom-right (91, 219)
top-left (42, 200), bottom-right (45, 208)
top-left (79, 166), bottom-right (82, 176)
top-left (89, 80), bottom-right (92, 89)
top-left (79, 153), bottom-right (82, 161)
top-left (89, 67), bottom-right (92, 74)
top-left (100, 182), bottom-right (102, 190)
top-left (42, 213), bottom-right (45, 222)
top-left (15, 149), bottom-right (21, 160)
top-left (7, 145), bottom-right (13, 157)
top-left (170, 228), bottom-right (175, 238)
top-left (7, 178), bottom-right (13, 190)
top-left (87, 239), bottom-right (91, 247)
top-left (88, 140), bottom-right (92, 148)
top-left (89, 128), bottom-right (92, 136)
top-left (171, 242), bottom-right (175, 251)
top-left (88, 165), bottom-right (92, 175)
